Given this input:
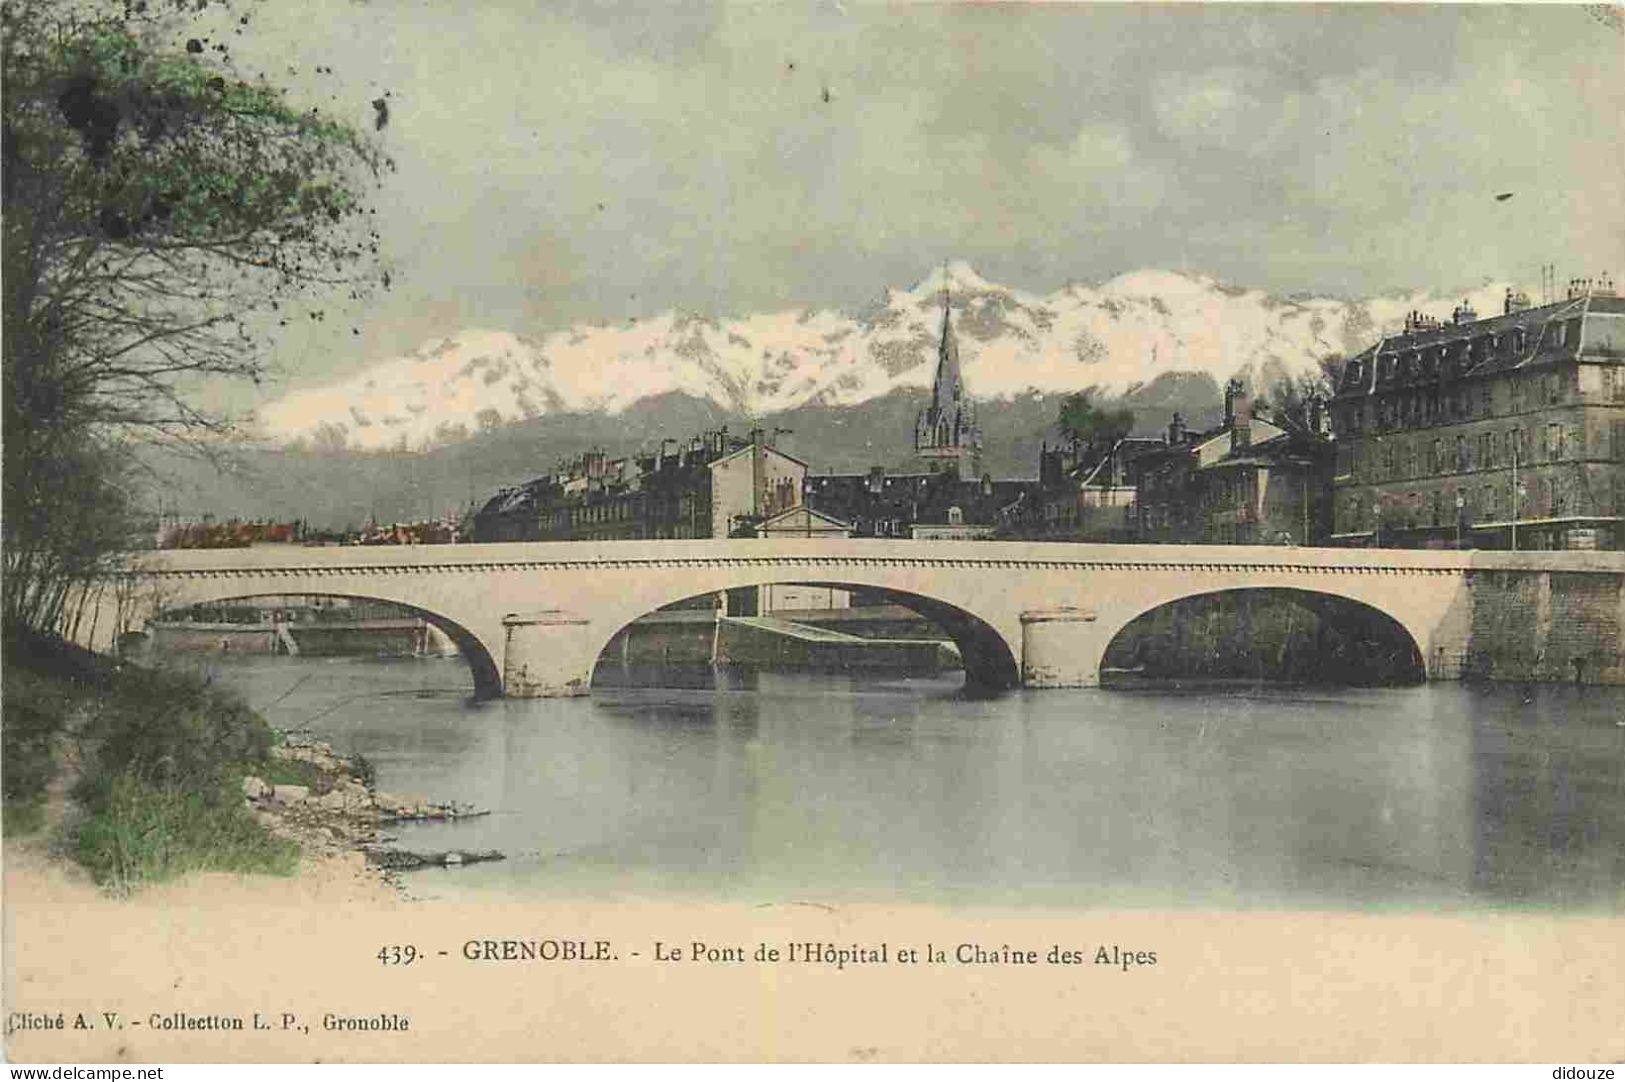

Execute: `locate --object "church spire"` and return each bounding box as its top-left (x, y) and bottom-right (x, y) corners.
top-left (914, 264), bottom-right (980, 480)
top-left (934, 273), bottom-right (962, 412)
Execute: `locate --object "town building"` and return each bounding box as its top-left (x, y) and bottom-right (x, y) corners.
top-left (1001, 436), bottom-right (1162, 542)
top-left (470, 427), bottom-right (806, 543)
top-left (1130, 380), bottom-right (1334, 545)
top-left (1327, 278), bottom-right (1625, 550)
top-left (804, 468), bottom-right (1030, 540)
top-left (752, 505), bottom-right (854, 613)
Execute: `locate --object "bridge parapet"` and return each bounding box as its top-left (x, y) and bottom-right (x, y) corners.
top-left (78, 542), bottom-right (1625, 695)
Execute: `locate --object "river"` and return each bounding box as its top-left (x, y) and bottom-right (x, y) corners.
top-left (192, 654), bottom-right (1625, 912)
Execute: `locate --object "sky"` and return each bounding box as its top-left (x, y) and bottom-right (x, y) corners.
top-left (195, 1), bottom-right (1625, 405)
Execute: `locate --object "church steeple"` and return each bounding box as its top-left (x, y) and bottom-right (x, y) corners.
top-left (933, 282), bottom-right (962, 413)
top-left (914, 270), bottom-right (980, 480)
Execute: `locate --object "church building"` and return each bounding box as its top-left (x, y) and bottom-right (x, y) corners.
top-left (806, 288), bottom-right (1028, 539)
top-left (913, 287), bottom-right (983, 481)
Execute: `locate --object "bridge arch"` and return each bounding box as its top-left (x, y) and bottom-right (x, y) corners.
top-left (587, 580), bottom-right (1021, 692)
top-left (146, 590), bottom-right (504, 700)
top-left (1098, 586), bottom-right (1427, 686)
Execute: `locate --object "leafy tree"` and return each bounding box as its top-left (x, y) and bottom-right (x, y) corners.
top-left (1259, 354), bottom-right (1345, 433)
top-left (1057, 390), bottom-right (1134, 454)
top-left (2, 0), bottom-right (389, 634)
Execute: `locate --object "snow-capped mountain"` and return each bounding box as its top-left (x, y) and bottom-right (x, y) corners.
top-left (255, 263), bottom-right (1524, 451)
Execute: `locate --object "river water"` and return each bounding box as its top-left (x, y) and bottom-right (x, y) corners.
top-left (194, 655), bottom-right (1625, 912)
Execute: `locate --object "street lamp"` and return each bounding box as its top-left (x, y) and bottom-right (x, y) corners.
top-left (1455, 492), bottom-right (1465, 549)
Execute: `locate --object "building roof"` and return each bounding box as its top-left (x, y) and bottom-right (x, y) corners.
top-left (755, 504), bottom-right (851, 532)
top-left (1130, 412), bottom-right (1327, 478)
top-left (1334, 290), bottom-right (1625, 401)
top-left (806, 470), bottom-right (1033, 528)
top-left (707, 441), bottom-right (808, 471)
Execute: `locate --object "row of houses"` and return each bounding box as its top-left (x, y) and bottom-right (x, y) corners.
top-left (470, 287), bottom-right (1028, 548)
top-left (471, 276), bottom-right (1624, 555)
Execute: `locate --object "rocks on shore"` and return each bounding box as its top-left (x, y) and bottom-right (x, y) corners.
top-left (239, 737), bottom-right (498, 872)
top-left (366, 848), bottom-right (505, 871)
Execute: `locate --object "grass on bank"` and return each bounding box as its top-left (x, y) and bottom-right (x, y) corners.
top-left (73, 773), bottom-right (299, 887)
top-left (3, 627), bottom-right (300, 892)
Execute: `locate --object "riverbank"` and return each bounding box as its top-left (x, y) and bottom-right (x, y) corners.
top-left (1, 629), bottom-right (475, 899)
top-left (244, 734), bottom-right (498, 875)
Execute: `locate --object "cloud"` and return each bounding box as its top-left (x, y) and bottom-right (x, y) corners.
top-left (1027, 124), bottom-right (1169, 215)
top-left (1153, 68), bottom-right (1267, 148)
top-left (193, 2), bottom-right (1622, 414)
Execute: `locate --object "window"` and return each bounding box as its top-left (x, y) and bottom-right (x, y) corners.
top-left (1431, 438), bottom-right (1443, 475)
top-left (1456, 434), bottom-right (1469, 471)
top-left (1545, 423), bottom-right (1564, 460)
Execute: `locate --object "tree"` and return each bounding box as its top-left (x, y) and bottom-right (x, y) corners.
top-left (2, 0), bottom-right (389, 634)
top-left (1259, 354), bottom-right (1345, 433)
top-left (1057, 390), bottom-right (1134, 454)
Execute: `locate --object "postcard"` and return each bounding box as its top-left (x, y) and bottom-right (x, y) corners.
top-left (3, 0), bottom-right (1622, 1065)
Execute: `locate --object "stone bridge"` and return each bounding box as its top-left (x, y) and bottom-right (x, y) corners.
top-left (77, 540), bottom-right (1625, 697)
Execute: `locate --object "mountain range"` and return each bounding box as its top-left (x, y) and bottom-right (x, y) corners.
top-left (159, 265), bottom-right (1525, 527)
top-left (254, 262), bottom-right (1522, 453)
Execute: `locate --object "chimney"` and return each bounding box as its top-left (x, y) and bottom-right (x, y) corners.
top-left (1308, 395), bottom-right (1327, 436)
top-left (1227, 380), bottom-right (1252, 450)
top-left (1167, 412), bottom-right (1186, 445)
top-left (1223, 378), bottom-right (1244, 427)
top-left (1040, 444), bottom-right (1061, 487)
top-left (751, 430), bottom-right (767, 516)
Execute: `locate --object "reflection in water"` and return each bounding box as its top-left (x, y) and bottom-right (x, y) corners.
top-left (197, 655), bottom-right (1625, 911)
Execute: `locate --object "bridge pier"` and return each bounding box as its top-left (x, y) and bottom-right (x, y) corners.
top-left (1019, 608), bottom-right (1105, 688)
top-left (501, 611), bottom-right (594, 697)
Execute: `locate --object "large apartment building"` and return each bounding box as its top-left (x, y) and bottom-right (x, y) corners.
top-left (1328, 279), bottom-right (1625, 550)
